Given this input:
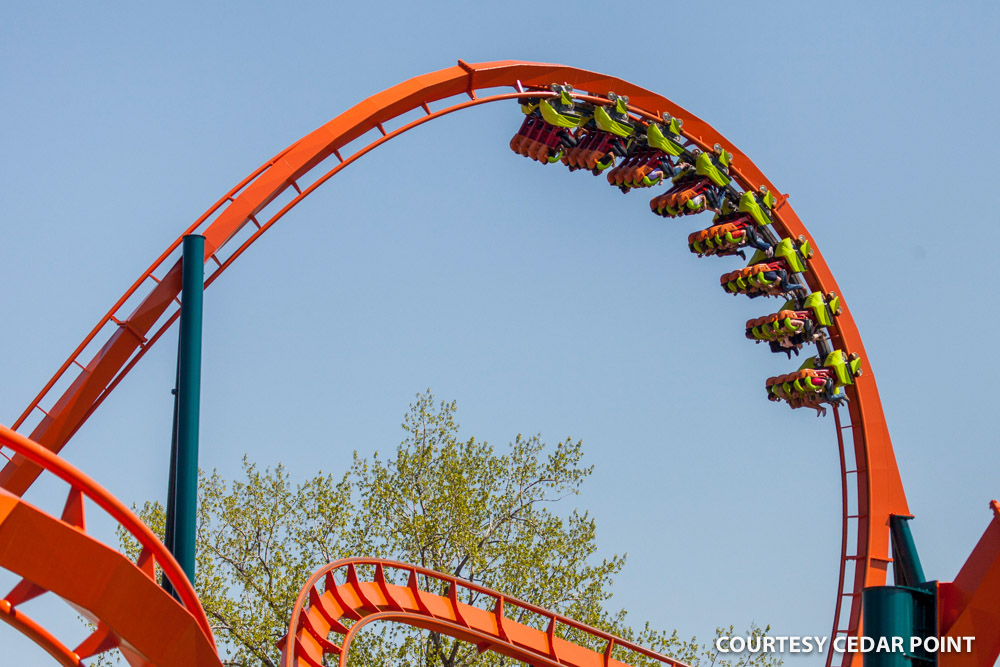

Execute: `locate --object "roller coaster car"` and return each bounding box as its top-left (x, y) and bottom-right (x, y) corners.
top-left (720, 258), bottom-right (802, 298)
top-left (606, 118), bottom-right (686, 192)
top-left (747, 309), bottom-right (819, 358)
top-left (509, 90), bottom-right (584, 164)
top-left (562, 93), bottom-right (634, 174)
top-left (767, 367), bottom-right (833, 400)
top-left (649, 174), bottom-right (715, 217)
top-left (768, 373), bottom-right (835, 416)
top-left (720, 235), bottom-right (813, 296)
top-left (745, 292), bottom-right (841, 357)
top-left (688, 215), bottom-right (766, 257)
top-left (607, 147), bottom-right (671, 191)
top-left (765, 350), bottom-right (862, 415)
top-left (648, 147), bottom-right (733, 218)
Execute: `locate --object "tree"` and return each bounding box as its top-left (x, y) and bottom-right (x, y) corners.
top-left (121, 392), bottom-right (780, 667)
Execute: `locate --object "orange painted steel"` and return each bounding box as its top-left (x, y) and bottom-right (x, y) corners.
top-left (0, 601), bottom-right (83, 667)
top-left (0, 424), bottom-right (219, 666)
top-left (0, 61), bottom-right (922, 664)
top-left (937, 501), bottom-right (1000, 667)
top-left (279, 558), bottom-right (692, 667)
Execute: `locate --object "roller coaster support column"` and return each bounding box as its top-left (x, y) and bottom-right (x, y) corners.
top-left (890, 515), bottom-right (926, 587)
top-left (165, 234), bottom-right (205, 586)
top-left (862, 516), bottom-right (936, 666)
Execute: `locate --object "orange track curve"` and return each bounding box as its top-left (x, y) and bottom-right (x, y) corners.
top-left (0, 424), bottom-right (219, 666)
top-left (0, 61), bottom-right (914, 666)
top-left (279, 558), bottom-right (692, 667)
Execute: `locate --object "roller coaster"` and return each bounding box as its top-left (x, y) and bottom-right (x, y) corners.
top-left (0, 61), bottom-right (997, 667)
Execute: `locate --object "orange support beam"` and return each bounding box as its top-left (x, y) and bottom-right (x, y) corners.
top-left (938, 501), bottom-right (1000, 667)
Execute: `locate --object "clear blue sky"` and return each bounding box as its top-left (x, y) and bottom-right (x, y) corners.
top-left (2, 1), bottom-right (998, 664)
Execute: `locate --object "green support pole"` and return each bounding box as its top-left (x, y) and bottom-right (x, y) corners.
top-left (862, 585), bottom-right (936, 666)
top-left (863, 515), bottom-right (935, 666)
top-left (170, 234), bottom-right (205, 586)
top-left (889, 515), bottom-right (926, 587)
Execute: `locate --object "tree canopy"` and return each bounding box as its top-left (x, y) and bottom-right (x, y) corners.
top-left (121, 391), bottom-right (779, 667)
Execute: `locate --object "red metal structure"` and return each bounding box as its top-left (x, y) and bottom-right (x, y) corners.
top-left (0, 60), bottom-right (995, 666)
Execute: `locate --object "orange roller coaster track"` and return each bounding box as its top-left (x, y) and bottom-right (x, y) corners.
top-left (0, 425), bottom-right (218, 666)
top-left (4, 60), bottom-right (985, 666)
top-left (279, 558), bottom-right (693, 667)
